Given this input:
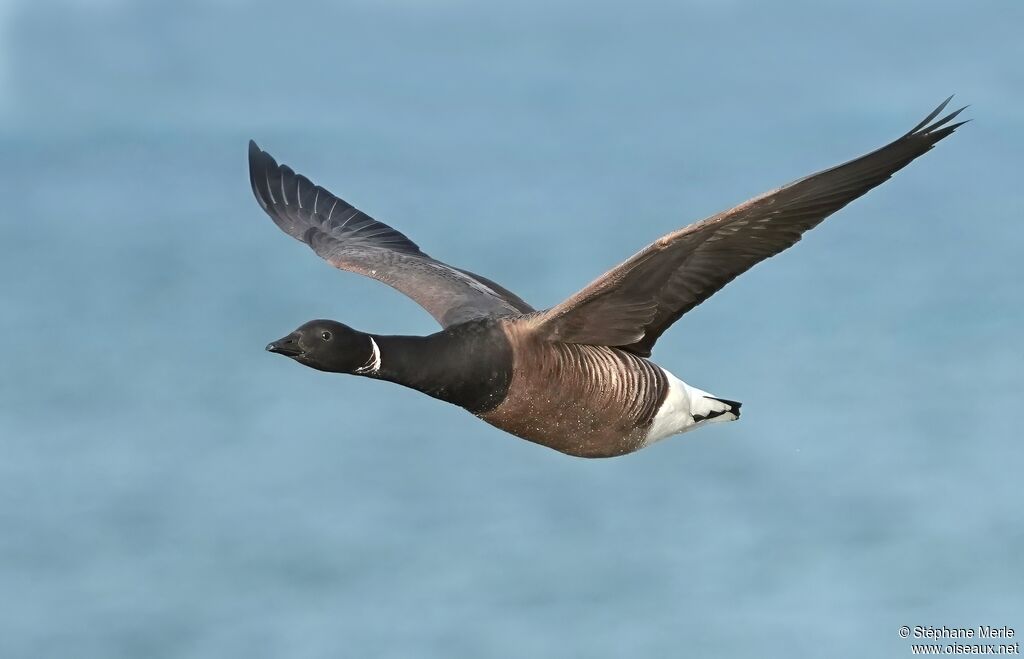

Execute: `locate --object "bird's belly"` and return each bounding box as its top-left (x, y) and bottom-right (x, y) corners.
top-left (478, 391), bottom-right (648, 458)
top-left (475, 341), bottom-right (665, 458)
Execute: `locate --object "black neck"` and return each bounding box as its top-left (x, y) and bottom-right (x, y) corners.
top-left (360, 323), bottom-right (512, 414)
top-left (366, 334), bottom-right (439, 391)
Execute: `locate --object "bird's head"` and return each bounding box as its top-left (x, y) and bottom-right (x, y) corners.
top-left (266, 319), bottom-right (379, 374)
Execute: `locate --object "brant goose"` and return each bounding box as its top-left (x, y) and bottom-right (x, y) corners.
top-left (254, 98), bottom-right (966, 457)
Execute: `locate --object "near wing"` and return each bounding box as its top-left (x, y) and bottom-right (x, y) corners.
top-left (249, 141), bottom-right (534, 327)
top-left (532, 97), bottom-right (967, 357)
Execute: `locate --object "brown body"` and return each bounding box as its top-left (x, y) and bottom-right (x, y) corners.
top-left (478, 321), bottom-right (667, 458)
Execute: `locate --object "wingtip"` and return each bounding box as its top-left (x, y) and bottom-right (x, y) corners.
top-left (907, 96), bottom-right (971, 138)
top-left (247, 139), bottom-right (273, 210)
top-left (248, 139), bottom-right (279, 177)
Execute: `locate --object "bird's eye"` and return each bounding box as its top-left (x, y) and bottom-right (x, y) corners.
top-left (321, 331), bottom-right (332, 341)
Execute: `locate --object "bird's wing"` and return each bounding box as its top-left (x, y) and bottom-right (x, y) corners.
top-left (530, 98), bottom-right (967, 357)
top-left (249, 142), bottom-right (534, 327)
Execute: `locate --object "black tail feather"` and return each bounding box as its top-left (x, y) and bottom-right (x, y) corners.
top-left (694, 396), bottom-right (742, 422)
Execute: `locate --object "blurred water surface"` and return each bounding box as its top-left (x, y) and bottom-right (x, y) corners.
top-left (1, 1), bottom-right (1021, 657)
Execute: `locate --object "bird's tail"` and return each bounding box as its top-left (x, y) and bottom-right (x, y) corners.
top-left (691, 395), bottom-right (742, 423)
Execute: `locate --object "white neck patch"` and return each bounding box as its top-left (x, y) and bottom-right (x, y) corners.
top-left (354, 336), bottom-right (381, 375)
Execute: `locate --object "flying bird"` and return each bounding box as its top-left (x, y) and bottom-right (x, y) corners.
top-left (253, 98), bottom-right (966, 458)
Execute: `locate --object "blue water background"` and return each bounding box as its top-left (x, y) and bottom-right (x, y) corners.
top-left (1, 1), bottom-right (1022, 657)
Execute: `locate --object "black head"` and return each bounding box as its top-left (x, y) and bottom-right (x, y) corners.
top-left (266, 320), bottom-right (377, 374)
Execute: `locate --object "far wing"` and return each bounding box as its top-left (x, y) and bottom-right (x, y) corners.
top-left (249, 141), bottom-right (533, 327)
